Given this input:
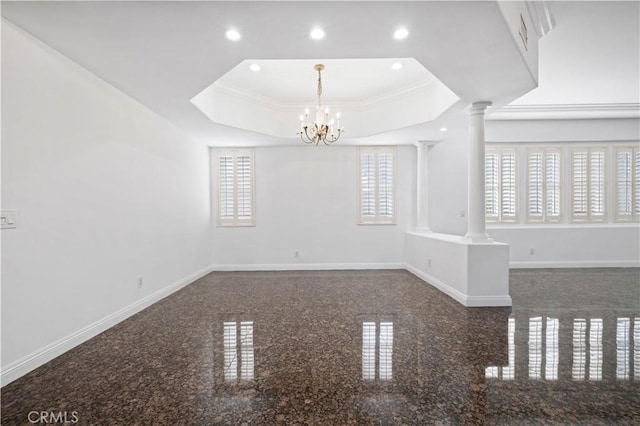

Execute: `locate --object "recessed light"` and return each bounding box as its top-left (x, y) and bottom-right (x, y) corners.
top-left (310, 28), bottom-right (325, 40)
top-left (225, 29), bottom-right (241, 41)
top-left (391, 62), bottom-right (403, 70)
top-left (440, 127), bottom-right (448, 132)
top-left (393, 27), bottom-right (409, 40)
top-left (249, 64), bottom-right (261, 72)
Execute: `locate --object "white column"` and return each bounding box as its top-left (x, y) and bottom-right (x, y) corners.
top-left (415, 141), bottom-right (433, 232)
top-left (465, 101), bottom-right (492, 242)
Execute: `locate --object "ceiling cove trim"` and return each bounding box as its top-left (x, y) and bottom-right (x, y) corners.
top-left (525, 0), bottom-right (556, 38)
top-left (211, 79), bottom-right (439, 112)
top-left (486, 139), bottom-right (640, 145)
top-left (210, 81), bottom-right (283, 110)
top-left (488, 103), bottom-right (640, 120)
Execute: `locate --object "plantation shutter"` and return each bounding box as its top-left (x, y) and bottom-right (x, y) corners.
top-left (217, 149), bottom-right (255, 226)
top-left (615, 146), bottom-right (640, 221)
top-left (636, 150), bottom-right (640, 218)
top-left (501, 151), bottom-right (517, 221)
top-left (589, 150), bottom-right (606, 219)
top-left (527, 152), bottom-right (544, 220)
top-left (237, 154), bottom-right (253, 221)
top-left (572, 150), bottom-right (588, 219)
top-left (358, 147), bottom-right (396, 224)
top-left (360, 153), bottom-right (376, 219)
top-left (571, 147), bottom-right (606, 222)
top-left (485, 153), bottom-right (499, 221)
top-left (378, 152), bottom-right (394, 220)
top-left (219, 155), bottom-right (235, 221)
top-left (546, 151), bottom-right (561, 220)
top-left (485, 148), bottom-right (517, 222)
top-left (527, 148), bottom-right (561, 222)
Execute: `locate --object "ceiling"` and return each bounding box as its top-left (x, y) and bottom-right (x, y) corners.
top-left (513, 1), bottom-right (639, 106)
top-left (212, 58), bottom-right (437, 104)
top-left (2, 1), bottom-right (638, 146)
top-left (192, 58), bottom-right (459, 138)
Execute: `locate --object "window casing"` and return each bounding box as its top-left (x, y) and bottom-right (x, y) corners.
top-left (358, 147), bottom-right (396, 224)
top-left (526, 148), bottom-right (562, 223)
top-left (217, 149), bottom-right (255, 226)
top-left (485, 148), bottom-right (517, 223)
top-left (571, 147), bottom-right (606, 222)
top-left (615, 146), bottom-right (640, 222)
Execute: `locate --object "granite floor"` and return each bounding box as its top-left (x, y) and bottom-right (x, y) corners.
top-left (1, 268), bottom-right (639, 425)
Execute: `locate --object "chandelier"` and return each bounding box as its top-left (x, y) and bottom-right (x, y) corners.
top-left (298, 64), bottom-right (343, 145)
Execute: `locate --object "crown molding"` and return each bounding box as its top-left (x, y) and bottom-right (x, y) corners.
top-left (488, 103), bottom-right (640, 121)
top-left (359, 79), bottom-right (438, 108)
top-left (212, 79), bottom-right (438, 113)
top-left (211, 81), bottom-right (284, 110)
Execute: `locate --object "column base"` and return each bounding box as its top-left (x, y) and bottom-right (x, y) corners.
top-left (464, 232), bottom-right (494, 243)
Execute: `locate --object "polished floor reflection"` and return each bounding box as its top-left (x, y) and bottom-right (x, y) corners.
top-left (2, 268), bottom-right (639, 425)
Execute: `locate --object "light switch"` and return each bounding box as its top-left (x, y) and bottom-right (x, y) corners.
top-left (1, 210), bottom-right (17, 229)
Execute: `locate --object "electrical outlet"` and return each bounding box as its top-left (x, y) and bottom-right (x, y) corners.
top-left (137, 276), bottom-right (143, 288)
top-left (0, 210), bottom-right (17, 229)
top-left (460, 210), bottom-right (465, 218)
top-left (529, 247), bottom-right (535, 255)
top-left (428, 258), bottom-right (432, 267)
top-left (294, 251), bottom-right (299, 258)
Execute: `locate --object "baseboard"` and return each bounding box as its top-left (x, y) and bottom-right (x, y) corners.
top-left (403, 264), bottom-right (512, 307)
top-left (404, 264), bottom-right (469, 306)
top-left (209, 262), bottom-right (405, 271)
top-left (510, 260), bottom-right (640, 269)
top-left (0, 264), bottom-right (216, 387)
top-left (464, 295), bottom-right (513, 307)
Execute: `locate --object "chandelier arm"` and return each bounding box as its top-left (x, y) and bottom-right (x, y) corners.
top-left (301, 126), bottom-right (317, 145)
top-left (323, 128), bottom-right (343, 145)
top-left (300, 133), bottom-right (313, 145)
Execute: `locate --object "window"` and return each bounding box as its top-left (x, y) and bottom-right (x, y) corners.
top-left (528, 317), bottom-right (543, 379)
top-left (526, 148), bottom-right (561, 222)
top-left (617, 317), bottom-right (631, 380)
top-left (223, 321), bottom-right (254, 381)
top-left (362, 321), bottom-right (393, 381)
top-left (485, 317), bottom-right (515, 380)
top-left (571, 147), bottom-right (606, 222)
top-left (217, 149), bottom-right (255, 226)
top-left (615, 146), bottom-right (640, 221)
top-left (572, 317), bottom-right (604, 381)
top-left (358, 147), bottom-right (395, 224)
top-left (485, 148), bottom-right (517, 222)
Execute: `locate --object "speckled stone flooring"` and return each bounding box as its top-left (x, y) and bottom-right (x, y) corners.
top-left (2, 268), bottom-right (639, 425)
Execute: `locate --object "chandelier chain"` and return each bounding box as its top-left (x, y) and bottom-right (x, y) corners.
top-left (317, 69), bottom-right (323, 105)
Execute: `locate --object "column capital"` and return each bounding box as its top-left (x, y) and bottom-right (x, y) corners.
top-left (469, 101), bottom-right (493, 115)
top-left (415, 140), bottom-right (439, 149)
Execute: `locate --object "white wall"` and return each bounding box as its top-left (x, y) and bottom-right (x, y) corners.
top-left (489, 226), bottom-right (639, 267)
top-left (404, 232), bottom-right (511, 306)
top-left (1, 22), bottom-right (212, 379)
top-left (209, 145), bottom-right (415, 267)
top-left (428, 127), bottom-right (469, 236)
